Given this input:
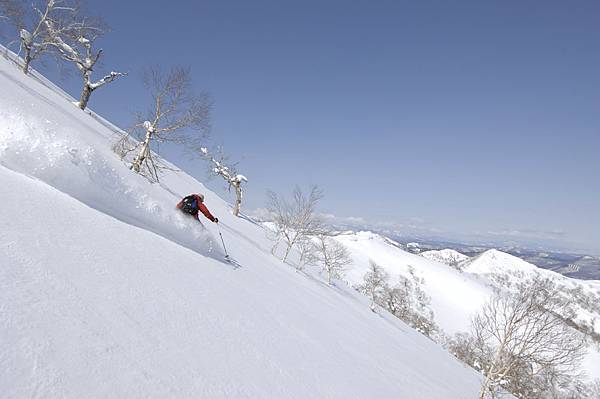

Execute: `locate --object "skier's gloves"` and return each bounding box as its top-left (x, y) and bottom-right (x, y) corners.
top-left (214, 218), bottom-right (219, 223)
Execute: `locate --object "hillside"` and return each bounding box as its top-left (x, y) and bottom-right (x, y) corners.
top-left (420, 249), bottom-right (470, 269)
top-left (0, 50), bottom-right (489, 397)
top-left (335, 231), bottom-right (491, 334)
top-left (335, 232), bottom-right (600, 381)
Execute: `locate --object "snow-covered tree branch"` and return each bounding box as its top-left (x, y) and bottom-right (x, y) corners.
top-left (46, 18), bottom-right (125, 109)
top-left (200, 147), bottom-right (247, 216)
top-left (114, 66), bottom-right (211, 182)
top-left (0, 0), bottom-right (78, 74)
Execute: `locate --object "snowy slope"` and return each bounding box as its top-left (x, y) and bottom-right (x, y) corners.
top-left (462, 249), bottom-right (536, 275)
top-left (464, 249), bottom-right (600, 320)
top-left (464, 250), bottom-right (600, 379)
top-left (420, 249), bottom-right (470, 269)
top-left (337, 232), bottom-right (600, 381)
top-left (335, 231), bottom-right (491, 334)
top-left (0, 51), bottom-right (489, 397)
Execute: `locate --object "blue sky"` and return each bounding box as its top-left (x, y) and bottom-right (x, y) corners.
top-left (17, 0), bottom-right (600, 254)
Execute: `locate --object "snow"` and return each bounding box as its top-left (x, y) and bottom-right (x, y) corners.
top-left (88, 72), bottom-right (127, 90)
top-left (421, 249), bottom-right (470, 268)
top-left (334, 231), bottom-right (491, 334)
top-left (19, 29), bottom-right (33, 46)
top-left (462, 249), bottom-right (536, 275)
top-left (235, 174), bottom-right (248, 182)
top-left (338, 234), bottom-right (600, 381)
top-left (0, 50), bottom-right (489, 397)
top-left (143, 120), bottom-right (155, 132)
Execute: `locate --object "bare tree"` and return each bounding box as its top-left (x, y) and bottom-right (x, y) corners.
top-left (379, 283), bottom-right (405, 317)
top-left (313, 233), bottom-right (351, 285)
top-left (473, 278), bottom-right (585, 399)
top-left (377, 268), bottom-right (436, 336)
top-left (0, 0), bottom-right (78, 74)
top-left (355, 260), bottom-right (389, 311)
top-left (294, 235), bottom-right (317, 272)
top-left (114, 67), bottom-right (211, 182)
top-left (47, 17), bottom-right (125, 109)
top-left (200, 147), bottom-right (247, 216)
top-left (445, 332), bottom-right (481, 370)
top-left (266, 185), bottom-right (323, 262)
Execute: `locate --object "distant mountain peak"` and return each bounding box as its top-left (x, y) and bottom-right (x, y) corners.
top-left (420, 249), bottom-right (470, 270)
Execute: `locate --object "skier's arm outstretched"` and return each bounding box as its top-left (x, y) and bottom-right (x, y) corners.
top-left (198, 202), bottom-right (217, 223)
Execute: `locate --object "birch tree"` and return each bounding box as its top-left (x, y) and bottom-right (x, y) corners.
top-left (376, 268), bottom-right (436, 336)
top-left (313, 233), bottom-right (352, 285)
top-left (0, 0), bottom-right (77, 74)
top-left (114, 67), bottom-right (211, 182)
top-left (355, 260), bottom-right (389, 311)
top-left (47, 18), bottom-right (125, 109)
top-left (295, 235), bottom-right (318, 272)
top-left (200, 147), bottom-right (247, 216)
top-left (473, 278), bottom-right (585, 399)
top-left (266, 186), bottom-right (323, 262)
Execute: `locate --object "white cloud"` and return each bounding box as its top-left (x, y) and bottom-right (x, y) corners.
top-left (484, 228), bottom-right (566, 240)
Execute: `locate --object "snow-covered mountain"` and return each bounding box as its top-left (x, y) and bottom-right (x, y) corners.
top-left (0, 50), bottom-right (490, 397)
top-left (420, 249), bottom-right (470, 269)
top-left (335, 231), bottom-right (491, 334)
top-left (335, 231), bottom-right (600, 381)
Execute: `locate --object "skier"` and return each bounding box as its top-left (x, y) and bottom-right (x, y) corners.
top-left (176, 194), bottom-right (219, 224)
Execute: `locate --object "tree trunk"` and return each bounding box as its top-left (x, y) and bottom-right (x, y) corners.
top-left (282, 241), bottom-right (295, 263)
top-left (21, 46), bottom-right (32, 75)
top-left (271, 241), bottom-right (279, 256)
top-left (79, 82), bottom-right (93, 110)
top-left (131, 129), bottom-right (153, 173)
top-left (233, 184), bottom-right (242, 216)
top-left (479, 357), bottom-right (500, 399)
top-left (478, 373), bottom-right (492, 399)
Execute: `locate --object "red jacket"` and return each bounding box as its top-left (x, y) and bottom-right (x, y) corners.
top-left (176, 194), bottom-right (216, 222)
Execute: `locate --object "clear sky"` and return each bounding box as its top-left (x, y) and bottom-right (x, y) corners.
top-left (23, 0), bottom-right (600, 254)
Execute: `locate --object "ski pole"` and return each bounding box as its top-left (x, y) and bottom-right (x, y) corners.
top-left (217, 224), bottom-right (229, 258)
